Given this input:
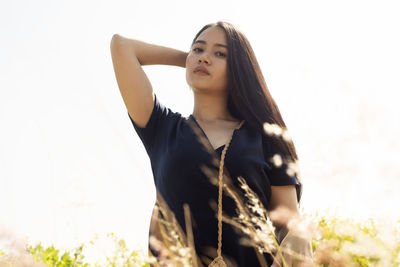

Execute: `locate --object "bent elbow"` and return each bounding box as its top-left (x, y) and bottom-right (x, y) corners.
top-left (110, 34), bottom-right (123, 49)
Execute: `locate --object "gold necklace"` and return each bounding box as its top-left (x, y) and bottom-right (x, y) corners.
top-left (209, 119), bottom-right (245, 267)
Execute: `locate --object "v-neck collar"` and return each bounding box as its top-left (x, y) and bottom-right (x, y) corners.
top-left (189, 114), bottom-right (245, 152)
top-left (187, 115), bottom-right (246, 186)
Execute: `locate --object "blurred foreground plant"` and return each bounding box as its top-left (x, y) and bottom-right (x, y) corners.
top-left (0, 225), bottom-right (153, 267)
top-left (1, 212), bottom-right (399, 266)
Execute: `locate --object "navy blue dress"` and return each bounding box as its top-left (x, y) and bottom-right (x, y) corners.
top-left (128, 93), bottom-right (302, 267)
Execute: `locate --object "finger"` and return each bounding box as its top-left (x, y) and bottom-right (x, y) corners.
top-left (272, 253), bottom-right (292, 267)
top-left (271, 257), bottom-right (283, 267)
top-left (271, 254), bottom-right (282, 267)
top-left (284, 254), bottom-right (292, 266)
top-left (281, 249), bottom-right (293, 267)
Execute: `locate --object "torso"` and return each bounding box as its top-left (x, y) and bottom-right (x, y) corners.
top-left (130, 93), bottom-right (279, 266)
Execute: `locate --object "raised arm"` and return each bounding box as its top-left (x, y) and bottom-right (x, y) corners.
top-left (110, 34), bottom-right (188, 127)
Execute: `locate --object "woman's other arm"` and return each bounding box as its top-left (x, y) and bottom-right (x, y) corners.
top-left (268, 185), bottom-right (300, 243)
top-left (110, 34), bottom-right (188, 128)
top-left (268, 185), bottom-right (313, 266)
top-left (148, 204), bottom-right (171, 261)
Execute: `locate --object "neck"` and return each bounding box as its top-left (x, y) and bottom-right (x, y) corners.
top-left (191, 91), bottom-right (237, 123)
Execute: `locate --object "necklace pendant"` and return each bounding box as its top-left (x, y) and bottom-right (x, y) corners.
top-left (208, 256), bottom-right (227, 267)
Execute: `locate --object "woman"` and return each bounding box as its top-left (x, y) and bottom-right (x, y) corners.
top-left (110, 21), bottom-right (311, 267)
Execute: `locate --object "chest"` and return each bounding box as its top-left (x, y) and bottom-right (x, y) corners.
top-left (153, 118), bottom-right (267, 189)
top-left (197, 123), bottom-right (237, 150)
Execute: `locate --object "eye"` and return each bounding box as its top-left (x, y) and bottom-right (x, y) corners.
top-left (192, 47), bottom-right (203, 52)
top-left (215, 51), bottom-right (226, 57)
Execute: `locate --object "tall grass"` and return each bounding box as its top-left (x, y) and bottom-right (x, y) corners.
top-left (1, 209), bottom-right (399, 266)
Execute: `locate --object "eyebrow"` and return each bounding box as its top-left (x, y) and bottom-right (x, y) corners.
top-left (193, 40), bottom-right (228, 48)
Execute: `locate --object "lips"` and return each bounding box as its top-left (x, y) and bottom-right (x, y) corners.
top-left (193, 66), bottom-right (210, 75)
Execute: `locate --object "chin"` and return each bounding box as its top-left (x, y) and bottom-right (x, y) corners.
top-left (186, 76), bottom-right (208, 89)
top-left (189, 80), bottom-right (214, 90)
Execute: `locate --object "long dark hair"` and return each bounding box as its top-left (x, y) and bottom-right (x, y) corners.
top-left (191, 21), bottom-right (303, 203)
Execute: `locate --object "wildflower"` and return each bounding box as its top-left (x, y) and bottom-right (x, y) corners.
top-left (263, 122), bottom-right (283, 137)
top-left (270, 154), bottom-right (283, 168)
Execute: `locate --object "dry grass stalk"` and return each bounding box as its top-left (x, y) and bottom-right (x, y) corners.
top-left (149, 193), bottom-right (202, 267)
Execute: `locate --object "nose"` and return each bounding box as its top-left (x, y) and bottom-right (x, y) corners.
top-left (198, 54), bottom-right (210, 65)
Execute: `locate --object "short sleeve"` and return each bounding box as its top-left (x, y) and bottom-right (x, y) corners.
top-left (127, 93), bottom-right (171, 155)
top-left (262, 135), bottom-right (302, 203)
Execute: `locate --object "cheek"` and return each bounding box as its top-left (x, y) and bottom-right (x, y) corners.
top-left (185, 55), bottom-right (189, 67)
top-left (218, 64), bottom-right (230, 88)
top-left (185, 54), bottom-right (198, 83)
top-left (185, 56), bottom-right (194, 84)
top-left (216, 62), bottom-right (228, 79)
top-left (186, 53), bottom-right (196, 67)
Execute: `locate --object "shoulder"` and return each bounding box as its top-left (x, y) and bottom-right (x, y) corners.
top-left (127, 93), bottom-right (184, 154)
top-left (261, 132), bottom-right (289, 168)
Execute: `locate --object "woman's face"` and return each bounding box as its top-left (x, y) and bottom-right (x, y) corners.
top-left (186, 26), bottom-right (229, 93)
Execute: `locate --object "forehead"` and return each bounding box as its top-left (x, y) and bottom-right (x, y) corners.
top-left (195, 26), bottom-right (227, 45)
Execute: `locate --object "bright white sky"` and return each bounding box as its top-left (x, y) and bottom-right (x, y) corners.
top-left (1, 0), bottom-right (399, 264)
